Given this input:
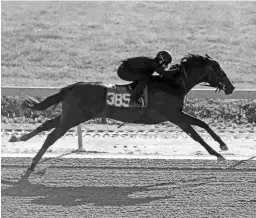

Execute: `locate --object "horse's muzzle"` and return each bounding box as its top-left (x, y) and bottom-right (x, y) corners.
top-left (224, 83), bottom-right (235, 95)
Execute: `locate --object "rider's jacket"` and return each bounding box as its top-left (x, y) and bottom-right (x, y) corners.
top-left (122, 56), bottom-right (180, 78)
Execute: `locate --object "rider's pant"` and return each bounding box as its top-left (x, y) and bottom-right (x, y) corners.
top-left (117, 62), bottom-right (150, 101)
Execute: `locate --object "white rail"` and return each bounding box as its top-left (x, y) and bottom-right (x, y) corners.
top-left (2, 86), bottom-right (256, 99)
top-left (2, 86), bottom-right (256, 150)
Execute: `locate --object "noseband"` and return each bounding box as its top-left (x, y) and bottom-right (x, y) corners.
top-left (204, 58), bottom-right (226, 92)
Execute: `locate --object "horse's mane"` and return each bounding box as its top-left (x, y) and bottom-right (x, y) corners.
top-left (149, 53), bottom-right (208, 93)
top-left (180, 53), bottom-right (206, 64)
top-left (151, 53), bottom-right (205, 82)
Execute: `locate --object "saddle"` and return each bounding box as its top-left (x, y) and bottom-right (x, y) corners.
top-left (105, 83), bottom-right (148, 108)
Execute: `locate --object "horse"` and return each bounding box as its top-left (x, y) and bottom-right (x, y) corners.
top-left (11, 53), bottom-right (235, 179)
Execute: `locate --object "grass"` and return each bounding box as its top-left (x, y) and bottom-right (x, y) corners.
top-left (1, 1), bottom-right (256, 88)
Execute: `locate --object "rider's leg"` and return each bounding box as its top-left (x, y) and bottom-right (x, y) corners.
top-left (117, 62), bottom-right (149, 104)
top-left (117, 62), bottom-right (137, 81)
top-left (130, 75), bottom-right (150, 102)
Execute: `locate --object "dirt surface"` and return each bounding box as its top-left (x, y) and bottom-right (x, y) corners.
top-left (1, 158), bottom-right (256, 218)
top-left (1, 124), bottom-right (256, 217)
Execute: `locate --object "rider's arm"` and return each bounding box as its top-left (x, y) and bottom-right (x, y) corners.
top-left (155, 66), bottom-right (180, 79)
top-left (151, 60), bottom-right (167, 76)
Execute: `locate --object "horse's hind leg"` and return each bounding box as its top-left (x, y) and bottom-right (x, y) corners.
top-left (21, 125), bottom-right (68, 180)
top-left (26, 111), bottom-right (94, 176)
top-left (9, 116), bottom-right (60, 142)
top-left (27, 124), bottom-right (70, 172)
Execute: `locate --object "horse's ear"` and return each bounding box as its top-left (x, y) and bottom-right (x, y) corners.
top-left (205, 54), bottom-right (211, 59)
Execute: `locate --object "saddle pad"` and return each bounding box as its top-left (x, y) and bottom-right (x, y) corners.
top-left (106, 84), bottom-right (148, 108)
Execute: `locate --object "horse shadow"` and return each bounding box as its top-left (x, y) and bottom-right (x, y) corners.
top-left (1, 178), bottom-right (179, 207)
top-left (1, 174), bottom-right (214, 207)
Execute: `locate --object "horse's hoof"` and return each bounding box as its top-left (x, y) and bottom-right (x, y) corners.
top-left (217, 155), bottom-right (226, 162)
top-left (19, 174), bottom-right (29, 183)
top-left (19, 171), bottom-right (31, 184)
top-left (220, 143), bottom-right (228, 151)
top-left (27, 167), bottom-right (35, 174)
top-left (9, 135), bottom-right (18, 142)
top-left (35, 167), bottom-right (48, 176)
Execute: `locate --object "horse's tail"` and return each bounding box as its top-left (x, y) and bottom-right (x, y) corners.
top-left (21, 83), bottom-right (78, 111)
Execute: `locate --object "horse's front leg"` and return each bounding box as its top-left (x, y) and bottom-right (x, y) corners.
top-left (9, 116), bottom-right (60, 142)
top-left (179, 112), bottom-right (228, 151)
top-left (176, 123), bottom-right (226, 161)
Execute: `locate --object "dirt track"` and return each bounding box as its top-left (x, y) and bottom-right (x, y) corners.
top-left (1, 158), bottom-right (256, 218)
top-left (1, 125), bottom-right (256, 217)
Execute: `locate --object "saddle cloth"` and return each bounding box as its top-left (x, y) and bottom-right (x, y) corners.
top-left (106, 83), bottom-right (148, 108)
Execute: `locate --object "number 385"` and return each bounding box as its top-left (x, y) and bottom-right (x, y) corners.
top-left (106, 92), bottom-right (131, 107)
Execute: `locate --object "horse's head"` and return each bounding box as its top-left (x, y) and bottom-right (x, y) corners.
top-left (202, 54), bottom-right (235, 95)
top-left (180, 54), bottom-right (235, 95)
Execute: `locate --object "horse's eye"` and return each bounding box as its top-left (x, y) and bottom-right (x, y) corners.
top-left (218, 68), bottom-right (226, 77)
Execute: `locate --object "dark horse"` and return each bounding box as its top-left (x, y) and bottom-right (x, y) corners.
top-left (11, 53), bottom-right (235, 179)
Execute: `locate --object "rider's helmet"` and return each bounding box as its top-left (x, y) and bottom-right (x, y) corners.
top-left (155, 50), bottom-right (172, 66)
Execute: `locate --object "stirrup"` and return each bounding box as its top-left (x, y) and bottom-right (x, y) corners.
top-left (130, 97), bottom-right (144, 107)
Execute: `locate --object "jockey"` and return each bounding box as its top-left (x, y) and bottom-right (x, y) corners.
top-left (117, 50), bottom-right (180, 104)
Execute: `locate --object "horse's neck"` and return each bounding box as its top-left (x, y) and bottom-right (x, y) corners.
top-left (178, 69), bottom-right (205, 95)
top-left (149, 70), bottom-right (204, 95)
top-left (180, 76), bottom-right (197, 95)
top-left (150, 76), bottom-right (185, 95)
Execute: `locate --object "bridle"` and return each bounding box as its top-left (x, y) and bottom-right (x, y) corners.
top-left (179, 55), bottom-right (226, 94)
top-left (203, 55), bottom-right (226, 92)
top-left (204, 66), bottom-right (225, 92)
top-left (180, 64), bottom-right (189, 94)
